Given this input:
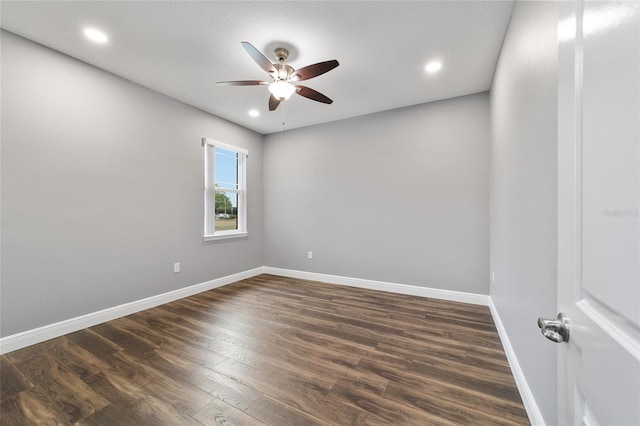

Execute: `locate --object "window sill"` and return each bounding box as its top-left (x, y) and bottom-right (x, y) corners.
top-left (203, 232), bottom-right (248, 242)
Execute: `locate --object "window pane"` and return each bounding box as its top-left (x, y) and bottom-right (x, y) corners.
top-left (215, 191), bottom-right (238, 231)
top-left (203, 138), bottom-right (247, 239)
top-left (215, 147), bottom-right (238, 190)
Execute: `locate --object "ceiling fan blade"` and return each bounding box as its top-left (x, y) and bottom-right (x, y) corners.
top-left (241, 41), bottom-right (276, 75)
top-left (292, 60), bottom-right (339, 81)
top-left (269, 94), bottom-right (281, 111)
top-left (295, 86), bottom-right (333, 104)
top-left (216, 80), bottom-right (268, 86)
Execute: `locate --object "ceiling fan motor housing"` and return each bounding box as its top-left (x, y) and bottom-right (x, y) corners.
top-left (274, 64), bottom-right (295, 80)
top-left (272, 48), bottom-right (294, 80)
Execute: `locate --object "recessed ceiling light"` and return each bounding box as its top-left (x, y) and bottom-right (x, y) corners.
top-left (425, 61), bottom-right (442, 73)
top-left (248, 109), bottom-right (260, 117)
top-left (83, 28), bottom-right (108, 43)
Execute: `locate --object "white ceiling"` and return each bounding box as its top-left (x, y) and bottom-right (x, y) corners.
top-left (1, 1), bottom-right (514, 135)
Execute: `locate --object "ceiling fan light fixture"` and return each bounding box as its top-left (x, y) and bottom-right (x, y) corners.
top-left (269, 80), bottom-right (296, 100)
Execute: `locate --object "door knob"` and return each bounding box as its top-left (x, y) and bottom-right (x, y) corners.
top-left (537, 313), bottom-right (570, 343)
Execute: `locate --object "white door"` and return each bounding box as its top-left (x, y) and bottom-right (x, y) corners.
top-left (555, 1), bottom-right (640, 425)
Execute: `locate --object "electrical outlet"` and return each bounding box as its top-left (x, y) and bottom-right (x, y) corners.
top-left (308, 251), bottom-right (313, 260)
top-left (491, 269), bottom-right (495, 284)
top-left (174, 262), bottom-right (181, 273)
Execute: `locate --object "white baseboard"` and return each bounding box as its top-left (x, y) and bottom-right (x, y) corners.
top-left (0, 267), bottom-right (265, 355)
top-left (263, 267), bottom-right (490, 306)
top-left (488, 299), bottom-right (545, 426)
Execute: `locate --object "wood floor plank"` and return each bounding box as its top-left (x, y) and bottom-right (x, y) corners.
top-left (90, 323), bottom-right (158, 359)
top-left (0, 274), bottom-right (529, 425)
top-left (27, 337), bottom-right (106, 383)
top-left (212, 357), bottom-right (361, 424)
top-left (194, 368), bottom-right (263, 411)
top-left (65, 329), bottom-right (121, 359)
top-left (74, 403), bottom-right (139, 426)
top-left (142, 373), bottom-right (215, 416)
top-left (1, 391), bottom-right (68, 425)
top-left (194, 397), bottom-right (266, 426)
top-left (10, 352), bottom-right (109, 424)
top-left (384, 381), bottom-right (527, 426)
top-left (331, 377), bottom-right (458, 426)
top-left (212, 357), bottom-right (314, 399)
top-left (80, 369), bottom-right (147, 408)
top-left (124, 392), bottom-right (205, 426)
top-left (1, 357), bottom-right (32, 399)
top-left (100, 351), bottom-right (159, 388)
top-left (208, 338), bottom-right (340, 390)
top-left (272, 376), bottom-right (372, 426)
top-left (355, 355), bottom-right (527, 421)
top-left (245, 394), bottom-right (329, 426)
top-left (111, 317), bottom-right (229, 375)
top-left (128, 308), bottom-right (243, 351)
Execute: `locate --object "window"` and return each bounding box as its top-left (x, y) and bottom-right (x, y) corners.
top-left (203, 138), bottom-right (247, 240)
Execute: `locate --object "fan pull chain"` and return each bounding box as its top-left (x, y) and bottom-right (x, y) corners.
top-left (280, 103), bottom-right (286, 132)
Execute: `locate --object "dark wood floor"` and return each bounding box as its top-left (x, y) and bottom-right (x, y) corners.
top-left (1, 274), bottom-right (529, 425)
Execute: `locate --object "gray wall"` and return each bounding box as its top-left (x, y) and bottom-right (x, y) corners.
top-left (264, 93), bottom-right (490, 294)
top-left (1, 31), bottom-right (264, 337)
top-left (490, 2), bottom-right (558, 424)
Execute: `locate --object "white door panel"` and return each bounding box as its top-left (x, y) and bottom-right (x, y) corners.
top-left (557, 1), bottom-right (639, 425)
top-left (582, 0), bottom-right (640, 327)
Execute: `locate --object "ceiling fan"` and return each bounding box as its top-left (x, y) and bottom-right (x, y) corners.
top-left (216, 42), bottom-right (339, 111)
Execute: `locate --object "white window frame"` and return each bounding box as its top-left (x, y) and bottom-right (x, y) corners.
top-left (202, 137), bottom-right (248, 241)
